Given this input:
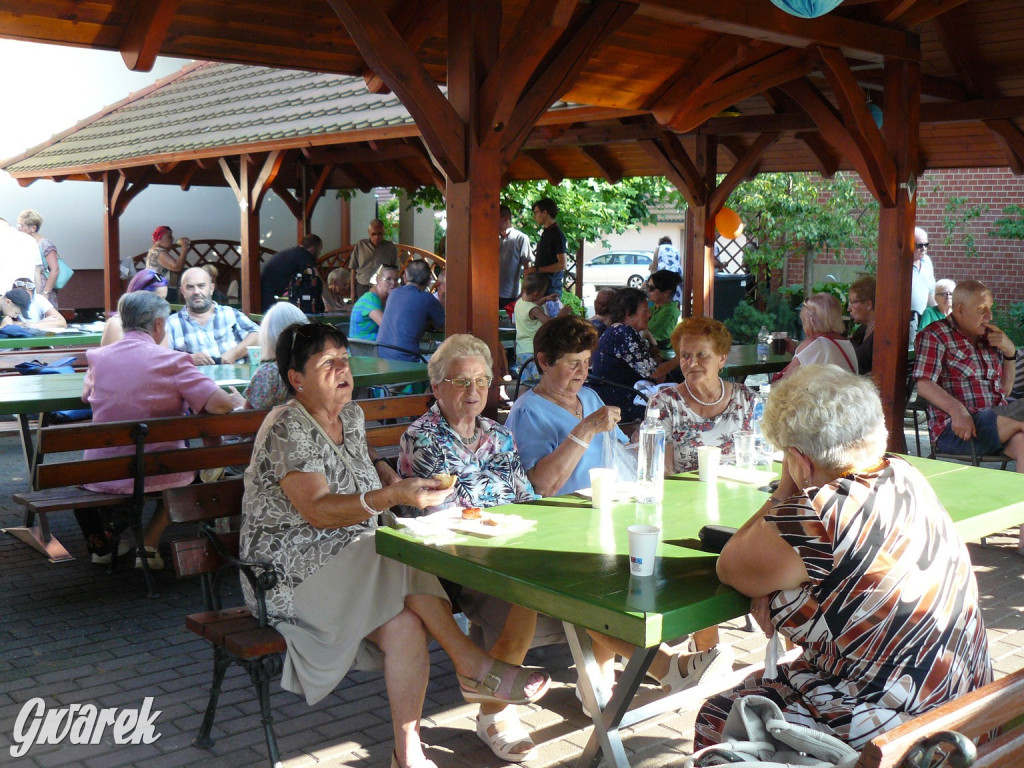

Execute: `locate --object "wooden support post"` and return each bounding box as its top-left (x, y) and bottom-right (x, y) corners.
top-left (102, 174), bottom-right (122, 315)
top-left (687, 134), bottom-right (717, 318)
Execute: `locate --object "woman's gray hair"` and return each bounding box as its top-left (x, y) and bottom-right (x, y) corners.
top-left (260, 302), bottom-right (308, 360)
top-left (761, 364), bottom-right (888, 474)
top-left (801, 292), bottom-right (846, 336)
top-left (935, 278), bottom-right (956, 295)
top-left (119, 291), bottom-right (171, 333)
top-left (427, 334), bottom-right (492, 384)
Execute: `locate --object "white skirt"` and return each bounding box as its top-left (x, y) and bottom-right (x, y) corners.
top-left (276, 531), bottom-right (448, 705)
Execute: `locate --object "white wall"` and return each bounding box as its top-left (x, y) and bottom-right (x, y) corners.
top-left (582, 221), bottom-right (686, 260)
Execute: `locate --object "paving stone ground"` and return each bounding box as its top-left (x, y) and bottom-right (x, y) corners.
top-left (1, 425), bottom-right (1022, 768)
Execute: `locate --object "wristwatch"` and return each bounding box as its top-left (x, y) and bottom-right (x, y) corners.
top-left (1002, 349), bottom-right (1018, 361)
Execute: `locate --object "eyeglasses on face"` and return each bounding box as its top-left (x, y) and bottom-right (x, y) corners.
top-left (443, 376), bottom-right (493, 389)
top-left (915, 242), bottom-right (928, 249)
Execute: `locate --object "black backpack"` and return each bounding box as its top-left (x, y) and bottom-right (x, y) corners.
top-left (290, 268), bottom-right (325, 314)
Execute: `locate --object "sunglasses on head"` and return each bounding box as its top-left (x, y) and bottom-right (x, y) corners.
top-left (13, 279), bottom-right (34, 291)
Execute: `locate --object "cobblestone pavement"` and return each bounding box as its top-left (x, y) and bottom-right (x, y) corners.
top-left (1, 427), bottom-right (1022, 768)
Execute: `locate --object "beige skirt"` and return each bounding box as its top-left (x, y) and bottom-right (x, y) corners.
top-left (276, 531), bottom-right (448, 705)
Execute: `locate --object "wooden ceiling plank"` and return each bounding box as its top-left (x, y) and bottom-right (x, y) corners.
top-left (325, 0), bottom-right (466, 181)
top-left (795, 130), bottom-right (840, 177)
top-left (851, 69), bottom-right (967, 102)
top-left (118, 0), bottom-right (181, 72)
top-left (983, 119), bottom-right (1024, 175)
top-left (921, 96), bottom-right (1024, 124)
top-left (780, 78), bottom-right (890, 203)
top-left (668, 49), bottom-right (815, 133)
top-left (891, 0), bottom-right (973, 28)
top-left (361, 0), bottom-right (447, 94)
top-left (581, 145), bottom-right (624, 184)
top-left (710, 131), bottom-right (781, 211)
top-left (934, 5), bottom-right (987, 97)
top-left (514, 153), bottom-right (559, 185)
top-left (498, 0), bottom-right (638, 160)
top-left (813, 45), bottom-right (896, 202)
top-left (478, 0), bottom-right (577, 137)
top-left (637, 0), bottom-right (919, 62)
top-left (648, 34), bottom-right (756, 120)
top-left (523, 119), bottom-right (662, 149)
top-left (522, 150), bottom-right (564, 185)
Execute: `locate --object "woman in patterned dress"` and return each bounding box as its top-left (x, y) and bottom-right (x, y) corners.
top-left (590, 287), bottom-right (665, 422)
top-left (241, 324), bottom-right (550, 768)
top-left (398, 334), bottom-right (543, 763)
top-left (702, 364), bottom-right (991, 750)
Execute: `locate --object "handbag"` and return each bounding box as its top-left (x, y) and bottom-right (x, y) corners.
top-left (685, 695), bottom-right (860, 768)
top-left (53, 257), bottom-right (75, 289)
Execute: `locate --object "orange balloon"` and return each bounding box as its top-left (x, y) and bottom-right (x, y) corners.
top-left (716, 207), bottom-right (743, 239)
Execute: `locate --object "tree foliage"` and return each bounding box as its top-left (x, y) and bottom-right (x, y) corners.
top-left (990, 204), bottom-right (1024, 241)
top-left (726, 172), bottom-right (879, 273)
top-left (403, 177), bottom-right (676, 248)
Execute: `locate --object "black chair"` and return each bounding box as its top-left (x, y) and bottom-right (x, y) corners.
top-left (347, 338), bottom-right (429, 397)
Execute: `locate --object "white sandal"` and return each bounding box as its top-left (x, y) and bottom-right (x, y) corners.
top-left (476, 708), bottom-right (536, 763)
top-left (653, 644), bottom-right (734, 695)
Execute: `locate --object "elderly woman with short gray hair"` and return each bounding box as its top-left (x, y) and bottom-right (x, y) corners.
top-left (77, 291), bottom-right (245, 567)
top-left (776, 292), bottom-right (857, 379)
top-left (697, 364), bottom-right (991, 750)
top-left (399, 333), bottom-right (543, 762)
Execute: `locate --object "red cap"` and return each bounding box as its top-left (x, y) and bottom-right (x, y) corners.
top-left (152, 225), bottom-right (172, 242)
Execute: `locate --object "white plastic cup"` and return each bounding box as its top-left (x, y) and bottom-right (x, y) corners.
top-left (627, 524), bottom-right (660, 577)
top-left (589, 468), bottom-right (617, 513)
top-left (734, 430), bottom-right (756, 469)
top-left (247, 345), bottom-right (262, 368)
top-left (696, 445), bottom-right (721, 482)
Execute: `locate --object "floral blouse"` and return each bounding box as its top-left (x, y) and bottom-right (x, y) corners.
top-left (245, 360), bottom-right (290, 410)
top-left (591, 324), bottom-right (659, 419)
top-left (647, 383), bottom-right (756, 473)
top-left (240, 400), bottom-right (379, 621)
top-left (398, 403), bottom-right (537, 512)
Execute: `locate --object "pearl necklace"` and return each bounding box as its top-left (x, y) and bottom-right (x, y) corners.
top-left (684, 378), bottom-right (725, 407)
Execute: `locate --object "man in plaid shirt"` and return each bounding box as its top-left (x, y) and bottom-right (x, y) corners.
top-left (166, 267), bottom-right (259, 365)
top-left (913, 279), bottom-right (1024, 467)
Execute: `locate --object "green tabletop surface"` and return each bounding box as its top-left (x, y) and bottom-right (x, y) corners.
top-left (0, 356), bottom-right (429, 415)
top-left (721, 344), bottom-right (791, 380)
top-left (0, 331), bottom-right (103, 350)
top-left (377, 455), bottom-right (1024, 649)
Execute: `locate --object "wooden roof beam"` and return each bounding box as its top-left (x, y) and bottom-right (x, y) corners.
top-left (813, 45), bottom-right (896, 204)
top-left (702, 112), bottom-right (813, 134)
top-left (401, 139), bottom-right (446, 193)
top-left (581, 145), bottom-right (624, 184)
top-left (326, 0), bottom-right (466, 181)
top-left (710, 131), bottom-right (780, 212)
top-left (637, 0), bottom-right (919, 62)
top-left (119, 0), bottom-right (181, 72)
top-left (361, 0), bottom-right (447, 94)
top-left (521, 150), bottom-right (563, 185)
top-left (498, 0), bottom-right (638, 160)
top-left (639, 129), bottom-right (703, 208)
top-left (874, 0), bottom-right (973, 27)
top-left (796, 130), bottom-right (840, 177)
top-left (666, 48), bottom-right (815, 134)
top-left (984, 120), bottom-right (1024, 176)
top-left (522, 119), bottom-right (661, 149)
top-left (849, 69), bottom-right (967, 102)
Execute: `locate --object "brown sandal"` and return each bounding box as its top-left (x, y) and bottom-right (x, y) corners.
top-left (457, 659), bottom-right (550, 705)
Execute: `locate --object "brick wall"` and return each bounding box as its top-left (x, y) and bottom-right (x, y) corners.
top-left (782, 167), bottom-right (1024, 309)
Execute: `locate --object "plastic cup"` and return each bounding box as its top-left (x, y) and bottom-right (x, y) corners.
top-left (627, 524), bottom-right (660, 577)
top-left (589, 468), bottom-right (617, 513)
top-left (696, 445), bottom-right (721, 482)
top-left (734, 430), bottom-right (756, 469)
top-left (247, 346), bottom-right (262, 368)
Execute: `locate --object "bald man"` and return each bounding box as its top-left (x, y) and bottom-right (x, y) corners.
top-left (165, 267), bottom-right (259, 365)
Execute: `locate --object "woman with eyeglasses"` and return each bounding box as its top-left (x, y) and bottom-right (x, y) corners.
top-left (100, 269), bottom-right (169, 346)
top-left (847, 275), bottom-right (876, 374)
top-left (918, 278), bottom-right (956, 333)
top-left (242, 324), bottom-right (549, 768)
top-left (398, 334), bottom-right (543, 762)
top-left (646, 269), bottom-right (684, 351)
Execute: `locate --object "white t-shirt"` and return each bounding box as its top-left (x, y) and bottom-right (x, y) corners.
top-left (0, 223), bottom-right (40, 296)
top-left (910, 254), bottom-right (936, 318)
top-left (794, 336), bottom-right (858, 374)
top-left (26, 294), bottom-right (56, 322)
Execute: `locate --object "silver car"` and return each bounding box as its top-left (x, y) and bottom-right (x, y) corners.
top-left (582, 251), bottom-right (653, 290)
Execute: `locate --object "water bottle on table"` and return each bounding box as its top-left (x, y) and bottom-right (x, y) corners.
top-left (636, 409), bottom-right (665, 504)
top-left (757, 325), bottom-right (771, 362)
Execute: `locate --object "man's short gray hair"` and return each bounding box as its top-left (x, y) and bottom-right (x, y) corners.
top-left (952, 279), bottom-right (990, 310)
top-left (405, 259), bottom-right (432, 287)
top-left (428, 334), bottom-right (492, 384)
top-left (119, 291), bottom-right (171, 333)
top-left (761, 364), bottom-right (887, 474)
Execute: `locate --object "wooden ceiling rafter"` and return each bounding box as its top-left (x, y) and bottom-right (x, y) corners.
top-left (179, 164), bottom-right (197, 191)
top-left (105, 168), bottom-right (152, 218)
top-left (361, 0), bottom-right (447, 94)
top-left (522, 149), bottom-right (564, 186)
top-left (522, 118), bottom-right (661, 149)
top-left (710, 131), bottom-right (781, 212)
top-left (850, 68), bottom-right (967, 102)
top-left (647, 33), bottom-right (758, 125)
top-left (497, 0), bottom-right (639, 161)
top-left (668, 48), bottom-right (815, 133)
top-left (639, 128), bottom-right (703, 208)
top-left (325, 0), bottom-right (466, 181)
top-left (983, 119), bottom-right (1024, 176)
top-left (780, 78), bottom-right (890, 203)
top-left (797, 130), bottom-right (841, 176)
top-left (637, 0), bottom-right (919, 62)
top-left (885, 0), bottom-right (973, 28)
top-left (580, 144), bottom-right (624, 184)
top-left (119, 0), bottom-right (181, 72)
top-left (400, 139), bottom-right (446, 193)
top-left (812, 45), bottom-right (896, 204)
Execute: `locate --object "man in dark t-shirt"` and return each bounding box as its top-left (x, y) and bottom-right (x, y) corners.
top-left (260, 234), bottom-right (322, 311)
top-left (528, 197), bottom-right (566, 294)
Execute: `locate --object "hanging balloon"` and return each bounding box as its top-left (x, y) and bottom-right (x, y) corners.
top-left (715, 208), bottom-right (743, 240)
top-left (769, 0), bottom-right (844, 18)
top-left (868, 102), bottom-right (884, 129)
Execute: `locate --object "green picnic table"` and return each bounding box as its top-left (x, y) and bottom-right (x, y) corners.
top-left (720, 343), bottom-right (791, 380)
top-left (376, 455), bottom-right (1024, 768)
top-left (0, 330), bottom-right (103, 350)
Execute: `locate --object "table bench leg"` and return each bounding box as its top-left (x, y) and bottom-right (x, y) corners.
top-left (564, 622), bottom-right (659, 768)
top-left (1, 524), bottom-right (74, 562)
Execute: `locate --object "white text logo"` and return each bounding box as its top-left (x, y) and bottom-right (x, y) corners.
top-left (11, 697), bottom-right (162, 758)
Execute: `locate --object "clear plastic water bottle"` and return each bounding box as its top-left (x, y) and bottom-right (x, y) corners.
top-left (757, 325), bottom-right (771, 362)
top-left (753, 384), bottom-right (772, 469)
top-left (636, 409), bottom-right (665, 504)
